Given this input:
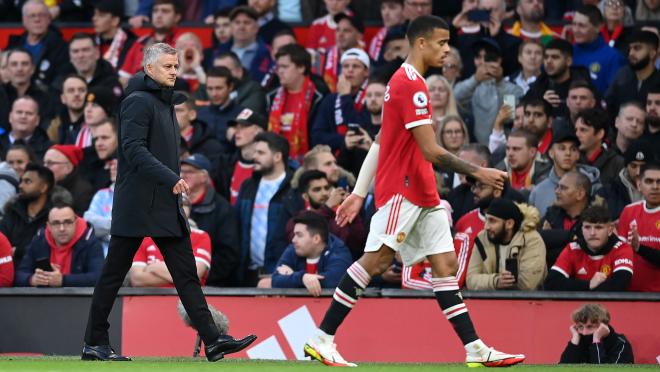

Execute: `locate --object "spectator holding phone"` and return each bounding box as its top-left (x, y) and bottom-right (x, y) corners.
top-left (466, 198), bottom-right (546, 290)
top-left (560, 303), bottom-right (634, 364)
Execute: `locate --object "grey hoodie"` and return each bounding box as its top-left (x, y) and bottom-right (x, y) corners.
top-left (0, 162), bottom-right (18, 217)
top-left (529, 164), bottom-right (602, 218)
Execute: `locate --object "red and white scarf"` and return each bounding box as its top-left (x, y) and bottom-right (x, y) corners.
top-left (334, 79), bottom-right (368, 132)
top-left (322, 46), bottom-right (340, 93)
top-left (99, 28), bottom-right (129, 69)
top-left (368, 27), bottom-right (387, 60)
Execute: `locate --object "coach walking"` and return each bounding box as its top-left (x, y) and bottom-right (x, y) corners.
top-left (82, 43), bottom-right (256, 362)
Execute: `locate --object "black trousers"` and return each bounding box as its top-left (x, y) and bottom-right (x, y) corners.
top-left (84, 234), bottom-right (220, 346)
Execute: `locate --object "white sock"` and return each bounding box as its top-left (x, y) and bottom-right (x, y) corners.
top-left (464, 339), bottom-right (488, 355)
top-left (317, 329), bottom-right (334, 343)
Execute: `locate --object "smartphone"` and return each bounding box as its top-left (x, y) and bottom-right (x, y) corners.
top-left (503, 94), bottom-right (516, 121)
top-left (467, 9), bottom-right (491, 22)
top-left (505, 258), bottom-right (518, 281)
top-left (347, 123), bottom-right (361, 135)
top-left (35, 258), bottom-right (53, 272)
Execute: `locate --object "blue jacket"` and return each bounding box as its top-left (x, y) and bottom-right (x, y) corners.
top-left (271, 235), bottom-right (353, 289)
top-left (573, 36), bottom-right (626, 95)
top-left (137, 0), bottom-right (238, 19)
top-left (210, 40), bottom-right (273, 83)
top-left (15, 223), bottom-right (104, 287)
top-left (311, 93), bottom-right (370, 152)
top-left (234, 171), bottom-right (301, 280)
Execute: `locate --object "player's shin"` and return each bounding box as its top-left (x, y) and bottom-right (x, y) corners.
top-left (431, 276), bottom-right (483, 349)
top-left (318, 262), bottom-right (371, 337)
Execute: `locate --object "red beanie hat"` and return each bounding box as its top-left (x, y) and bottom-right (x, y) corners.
top-left (50, 144), bottom-right (83, 167)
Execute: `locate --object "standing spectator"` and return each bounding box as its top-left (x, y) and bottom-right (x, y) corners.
top-left (84, 158), bottom-right (117, 257)
top-left (79, 119), bottom-right (118, 192)
top-left (454, 38), bottom-right (523, 145)
top-left (43, 144), bottom-right (94, 215)
top-left (545, 205), bottom-right (634, 291)
top-left (5, 144), bottom-right (38, 180)
top-left (571, 5), bottom-right (626, 95)
top-left (466, 198), bottom-right (546, 291)
top-left (618, 163), bottom-right (660, 292)
top-left (312, 48), bottom-right (370, 152)
top-left (216, 108), bottom-right (265, 204)
top-left (600, 0), bottom-right (634, 55)
top-left (565, 81), bottom-right (598, 126)
top-left (267, 44), bottom-right (325, 162)
top-left (223, 6), bottom-right (273, 83)
top-left (521, 96), bottom-right (553, 156)
top-left (575, 108), bottom-right (625, 185)
top-left (175, 92), bottom-right (224, 162)
top-left (7, 0), bottom-right (68, 88)
top-left (369, 0), bottom-right (405, 62)
top-left (267, 211), bottom-right (352, 295)
top-left (15, 202), bottom-right (103, 287)
top-left (118, 0), bottom-right (183, 86)
top-left (174, 32), bottom-right (206, 92)
top-left (202, 8), bottom-right (232, 66)
top-left (306, 0), bottom-right (352, 56)
top-left (320, 13), bottom-right (365, 93)
top-left (248, 0), bottom-right (292, 47)
top-left (529, 127), bottom-right (601, 218)
top-left (635, 0), bottom-right (660, 21)
top-left (508, 0), bottom-right (558, 44)
top-left (129, 194), bottom-right (213, 287)
top-left (496, 129), bottom-right (551, 193)
top-left (196, 66), bottom-right (244, 145)
top-left (507, 40), bottom-right (544, 95)
top-left (235, 132), bottom-right (294, 285)
top-left (92, 0), bottom-right (137, 71)
top-left (0, 232), bottom-right (13, 287)
top-left (48, 75), bottom-right (87, 144)
top-left (129, 0), bottom-right (238, 26)
top-left (0, 164), bottom-right (53, 267)
top-left (211, 51), bottom-right (267, 115)
top-left (560, 303), bottom-right (634, 364)
top-left (0, 97), bottom-right (52, 161)
top-left (613, 102), bottom-right (646, 155)
top-left (606, 30), bottom-right (660, 119)
top-left (597, 139), bottom-right (653, 220)
top-left (259, 30), bottom-right (299, 91)
top-left (180, 154), bottom-right (240, 286)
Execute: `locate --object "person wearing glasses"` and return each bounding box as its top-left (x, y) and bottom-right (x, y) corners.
top-left (43, 144), bottom-right (94, 215)
top-left (15, 201), bottom-right (104, 287)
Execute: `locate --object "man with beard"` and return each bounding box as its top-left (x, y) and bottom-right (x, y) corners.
top-left (466, 198), bottom-right (546, 290)
top-left (507, 0), bottom-right (558, 45)
top-left (48, 75), bottom-right (87, 144)
top-left (235, 132), bottom-right (294, 285)
top-left (285, 170), bottom-right (366, 261)
top-left (521, 96), bottom-right (553, 156)
top-left (0, 163), bottom-right (54, 267)
top-left (575, 108), bottom-right (625, 185)
top-left (545, 205), bottom-right (633, 291)
top-left (643, 84), bottom-right (660, 161)
top-left (606, 29), bottom-right (660, 119)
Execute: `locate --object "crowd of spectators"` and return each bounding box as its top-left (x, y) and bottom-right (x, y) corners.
top-left (0, 0), bottom-right (658, 300)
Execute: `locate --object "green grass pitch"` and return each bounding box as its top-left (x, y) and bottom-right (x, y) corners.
top-left (0, 357), bottom-right (657, 372)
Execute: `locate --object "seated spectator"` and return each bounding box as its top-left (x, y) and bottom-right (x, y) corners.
top-left (454, 38), bottom-right (523, 145)
top-left (235, 132), bottom-right (294, 285)
top-left (606, 29), bottom-right (660, 118)
top-left (129, 194), bottom-right (212, 287)
top-left (216, 108), bottom-right (265, 204)
top-left (48, 75), bottom-right (87, 144)
top-left (496, 128), bottom-right (551, 194)
top-left (0, 232), bottom-right (13, 287)
top-left (613, 102), bottom-right (646, 155)
top-left (79, 119), bottom-right (118, 192)
top-left (529, 126), bottom-right (601, 218)
top-left (644, 84), bottom-right (660, 152)
top-left (15, 202), bottom-right (103, 287)
top-left (174, 32), bottom-right (207, 92)
top-left (129, 0), bottom-right (237, 27)
top-left (447, 144), bottom-right (494, 222)
top-left (507, 40), bottom-right (543, 95)
top-left (427, 74), bottom-right (459, 124)
top-left (599, 0), bottom-right (635, 55)
top-left (44, 144), bottom-right (94, 215)
top-left (181, 154), bottom-right (240, 286)
top-left (83, 158), bottom-right (117, 257)
top-left (249, 0), bottom-right (292, 47)
top-left (260, 30), bottom-right (299, 91)
top-left (196, 66), bottom-right (244, 147)
top-left (436, 116), bottom-right (470, 196)
top-left (74, 87), bottom-right (118, 149)
top-left (521, 96), bottom-right (553, 156)
top-left (571, 5), bottom-right (626, 95)
top-left (175, 92), bottom-right (223, 164)
top-left (466, 198), bottom-right (546, 290)
top-left (210, 51), bottom-right (267, 115)
top-left (312, 48), bottom-right (371, 152)
top-left (265, 211), bottom-right (352, 296)
top-left (286, 170), bottom-right (365, 260)
top-left (575, 108), bottom-right (625, 184)
top-left (92, 0), bottom-right (137, 71)
top-left (0, 162), bottom-right (18, 216)
top-left (368, 0), bottom-right (405, 62)
top-left (0, 164), bottom-right (53, 266)
top-left (545, 205), bottom-right (634, 291)
top-left (566, 80), bottom-right (598, 125)
top-left (597, 139), bottom-right (652, 220)
top-left (293, 145), bottom-right (355, 190)
top-left (267, 44), bottom-right (325, 162)
top-left (305, 0), bottom-right (352, 58)
top-left (5, 143), bottom-right (38, 179)
top-left (202, 8), bottom-right (232, 65)
top-left (560, 303), bottom-right (634, 364)
top-left (319, 13), bottom-right (364, 93)
top-left (636, 0), bottom-right (660, 21)
top-left (618, 163), bottom-right (660, 292)
top-left (0, 96), bottom-right (52, 165)
top-left (7, 1), bottom-right (68, 88)
top-left (441, 46), bottom-right (463, 86)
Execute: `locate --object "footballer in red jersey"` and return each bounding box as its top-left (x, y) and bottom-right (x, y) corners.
top-left (304, 15), bottom-right (524, 368)
top-left (546, 205), bottom-right (633, 291)
top-left (618, 164), bottom-right (660, 292)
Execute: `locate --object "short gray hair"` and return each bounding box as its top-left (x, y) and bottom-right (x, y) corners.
top-left (142, 43), bottom-right (178, 73)
top-left (22, 0), bottom-right (48, 17)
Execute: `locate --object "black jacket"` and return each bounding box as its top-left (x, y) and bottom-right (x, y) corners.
top-left (597, 173), bottom-right (634, 221)
top-left (541, 205), bottom-right (582, 267)
top-left (79, 147), bottom-right (111, 193)
top-left (0, 126), bottom-right (53, 161)
top-left (50, 106), bottom-right (85, 145)
top-left (58, 168), bottom-right (95, 216)
top-left (580, 144), bottom-right (625, 185)
top-left (0, 198), bottom-right (52, 266)
top-left (560, 325), bottom-right (634, 364)
top-left (606, 65), bottom-right (660, 119)
top-left (526, 66), bottom-right (592, 119)
top-left (7, 27), bottom-right (69, 88)
top-left (3, 82), bottom-right (58, 129)
top-left (112, 72), bottom-right (188, 237)
top-left (190, 190), bottom-right (240, 286)
top-left (214, 150), bottom-right (241, 201)
top-left (52, 58), bottom-right (122, 95)
top-left (185, 119), bottom-right (224, 168)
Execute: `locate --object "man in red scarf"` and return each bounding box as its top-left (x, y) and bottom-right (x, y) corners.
top-left (15, 203), bottom-right (104, 287)
top-left (266, 44), bottom-right (325, 162)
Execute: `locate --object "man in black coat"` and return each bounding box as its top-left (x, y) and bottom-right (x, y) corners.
top-left (82, 44), bottom-right (256, 362)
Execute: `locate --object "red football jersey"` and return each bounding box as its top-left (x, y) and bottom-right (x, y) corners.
top-left (454, 209), bottom-right (485, 287)
top-left (551, 240), bottom-right (634, 282)
top-left (306, 15), bottom-right (336, 51)
top-left (375, 63), bottom-right (439, 208)
top-left (132, 229), bottom-right (213, 286)
top-left (617, 201), bottom-right (660, 292)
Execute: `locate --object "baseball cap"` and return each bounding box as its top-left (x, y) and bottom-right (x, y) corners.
top-left (472, 37), bottom-right (502, 56)
top-left (181, 153), bottom-right (212, 173)
top-left (228, 108), bottom-right (268, 130)
top-left (340, 48), bottom-right (370, 69)
top-left (624, 139), bottom-right (654, 165)
top-left (86, 87), bottom-right (119, 117)
top-left (551, 121), bottom-right (580, 147)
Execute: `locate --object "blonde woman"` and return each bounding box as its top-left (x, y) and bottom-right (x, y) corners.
top-left (435, 115), bottom-right (470, 196)
top-left (427, 75), bottom-right (459, 126)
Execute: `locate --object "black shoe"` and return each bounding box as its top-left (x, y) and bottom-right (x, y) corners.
top-left (205, 334), bottom-right (257, 362)
top-left (81, 344), bottom-right (131, 361)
